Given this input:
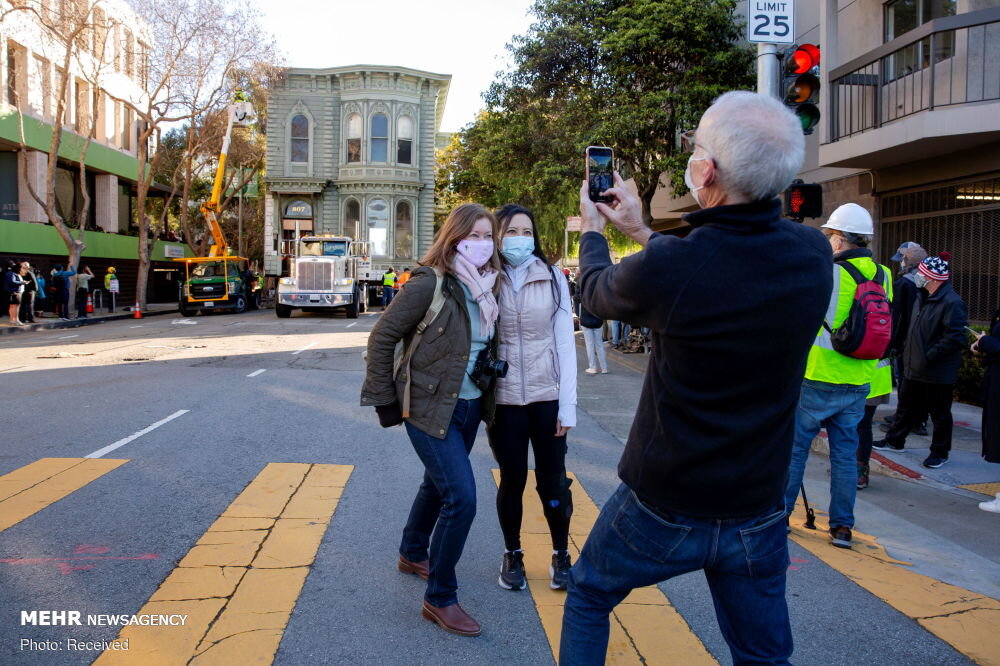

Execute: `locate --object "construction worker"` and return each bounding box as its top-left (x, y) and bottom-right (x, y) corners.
top-left (105, 267), bottom-right (119, 313)
top-left (398, 267), bottom-right (412, 289)
top-left (382, 266), bottom-right (397, 308)
top-left (783, 203), bottom-right (893, 549)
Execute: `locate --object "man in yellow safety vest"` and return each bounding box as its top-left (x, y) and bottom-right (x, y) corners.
top-left (783, 203), bottom-right (892, 550)
top-left (381, 267), bottom-right (397, 309)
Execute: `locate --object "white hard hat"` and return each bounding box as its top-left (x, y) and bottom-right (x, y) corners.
top-left (821, 203), bottom-right (873, 235)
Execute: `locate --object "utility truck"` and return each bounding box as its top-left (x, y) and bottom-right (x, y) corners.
top-left (275, 235), bottom-right (368, 319)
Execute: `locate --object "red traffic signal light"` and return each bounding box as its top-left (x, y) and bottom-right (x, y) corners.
top-left (785, 44), bottom-right (821, 75)
top-left (784, 181), bottom-right (823, 220)
top-left (782, 44), bottom-right (822, 135)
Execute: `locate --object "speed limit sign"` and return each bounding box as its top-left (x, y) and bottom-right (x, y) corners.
top-left (748, 1), bottom-right (795, 44)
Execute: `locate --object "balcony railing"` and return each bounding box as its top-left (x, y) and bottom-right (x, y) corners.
top-left (829, 8), bottom-right (1000, 142)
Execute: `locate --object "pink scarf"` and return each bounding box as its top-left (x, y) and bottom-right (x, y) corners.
top-left (452, 254), bottom-right (499, 335)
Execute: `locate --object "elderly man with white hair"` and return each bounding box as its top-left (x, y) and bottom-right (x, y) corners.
top-left (560, 91), bottom-right (834, 665)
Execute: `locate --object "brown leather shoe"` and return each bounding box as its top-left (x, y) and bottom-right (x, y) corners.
top-left (421, 601), bottom-right (481, 637)
top-left (398, 555), bottom-right (429, 580)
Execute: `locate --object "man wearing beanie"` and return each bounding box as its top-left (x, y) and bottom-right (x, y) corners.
top-left (875, 252), bottom-right (968, 468)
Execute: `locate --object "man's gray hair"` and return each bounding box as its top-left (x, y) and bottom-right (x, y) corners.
top-left (697, 91), bottom-right (806, 202)
top-left (841, 231), bottom-right (873, 247)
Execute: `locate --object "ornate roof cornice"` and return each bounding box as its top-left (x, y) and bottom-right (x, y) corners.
top-left (264, 178), bottom-right (328, 193)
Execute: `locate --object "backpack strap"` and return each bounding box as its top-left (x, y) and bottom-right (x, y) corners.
top-left (400, 267), bottom-right (445, 418)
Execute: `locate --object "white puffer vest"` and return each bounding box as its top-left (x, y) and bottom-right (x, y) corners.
top-left (495, 259), bottom-right (561, 406)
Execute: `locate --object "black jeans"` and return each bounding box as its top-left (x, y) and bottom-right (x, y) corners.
top-left (19, 293), bottom-right (35, 322)
top-left (488, 401), bottom-right (572, 552)
top-left (856, 404), bottom-right (878, 465)
top-left (886, 379), bottom-right (954, 457)
top-left (77, 288), bottom-right (89, 317)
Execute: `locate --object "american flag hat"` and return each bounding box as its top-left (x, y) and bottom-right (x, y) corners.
top-left (918, 251), bottom-right (952, 281)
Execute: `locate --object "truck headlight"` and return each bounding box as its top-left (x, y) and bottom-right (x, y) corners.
top-left (279, 277), bottom-right (295, 285)
top-left (334, 278), bottom-right (353, 286)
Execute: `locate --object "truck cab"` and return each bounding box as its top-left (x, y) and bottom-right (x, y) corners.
top-left (176, 256), bottom-right (253, 316)
top-left (275, 235), bottom-right (366, 318)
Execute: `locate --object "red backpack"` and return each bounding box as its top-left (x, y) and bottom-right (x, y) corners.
top-left (823, 262), bottom-right (892, 360)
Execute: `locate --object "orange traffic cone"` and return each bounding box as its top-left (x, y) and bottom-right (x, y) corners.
top-left (133, 302), bottom-right (142, 319)
top-left (86, 294), bottom-right (94, 313)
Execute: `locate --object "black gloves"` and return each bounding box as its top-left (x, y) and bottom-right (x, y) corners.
top-left (376, 402), bottom-right (404, 428)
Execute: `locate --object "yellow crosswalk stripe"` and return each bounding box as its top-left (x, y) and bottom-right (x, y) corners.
top-left (788, 502), bottom-right (1000, 665)
top-left (492, 470), bottom-right (717, 665)
top-left (958, 482), bottom-right (1000, 497)
top-left (94, 462), bottom-right (353, 665)
top-left (0, 458), bottom-right (128, 532)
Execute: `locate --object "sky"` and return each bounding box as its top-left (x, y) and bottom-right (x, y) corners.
top-left (251, 0), bottom-right (537, 133)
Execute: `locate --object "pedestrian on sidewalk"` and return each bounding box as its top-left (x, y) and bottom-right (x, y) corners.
top-left (881, 242), bottom-right (930, 437)
top-left (33, 270), bottom-right (45, 319)
top-left (971, 307), bottom-right (1000, 512)
top-left (856, 358), bottom-right (893, 490)
top-left (18, 262), bottom-right (38, 324)
top-left (874, 253), bottom-right (967, 468)
top-left (580, 303), bottom-right (609, 374)
top-left (361, 203), bottom-right (501, 638)
top-left (104, 267), bottom-right (119, 313)
top-left (5, 259), bottom-right (26, 325)
top-left (561, 91), bottom-right (832, 666)
top-left (785, 203), bottom-right (892, 548)
top-left (381, 266), bottom-right (397, 308)
top-left (51, 264), bottom-right (76, 320)
top-left (488, 203), bottom-right (577, 593)
top-left (76, 266), bottom-right (95, 318)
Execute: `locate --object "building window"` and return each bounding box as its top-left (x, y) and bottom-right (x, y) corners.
top-left (347, 113), bottom-right (361, 163)
top-left (397, 115), bottom-right (413, 165)
top-left (6, 42), bottom-right (18, 107)
top-left (123, 28), bottom-right (134, 78)
top-left (290, 114), bottom-right (308, 163)
top-left (34, 56), bottom-right (51, 118)
top-left (367, 198), bottom-right (388, 256)
top-left (122, 106), bottom-right (132, 151)
top-left (371, 113), bottom-right (388, 162)
top-left (344, 199), bottom-right (360, 240)
top-left (395, 201), bottom-right (412, 259)
top-left (885, 0), bottom-right (956, 78)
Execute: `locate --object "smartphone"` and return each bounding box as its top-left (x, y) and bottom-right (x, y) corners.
top-left (586, 146), bottom-right (614, 203)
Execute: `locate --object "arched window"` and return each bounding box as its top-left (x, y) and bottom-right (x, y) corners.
top-left (367, 198), bottom-right (388, 256)
top-left (344, 199), bottom-right (360, 240)
top-left (371, 113), bottom-right (388, 162)
top-left (290, 114), bottom-right (308, 163)
top-left (346, 113), bottom-right (362, 163)
top-left (397, 116), bottom-right (413, 165)
top-left (395, 201), bottom-right (413, 259)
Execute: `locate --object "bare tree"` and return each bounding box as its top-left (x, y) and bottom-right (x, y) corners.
top-left (104, 0), bottom-right (278, 309)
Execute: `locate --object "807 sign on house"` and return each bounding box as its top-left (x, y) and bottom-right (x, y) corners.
top-left (748, 1), bottom-right (795, 45)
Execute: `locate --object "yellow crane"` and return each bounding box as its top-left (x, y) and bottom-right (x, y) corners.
top-left (201, 95), bottom-right (256, 256)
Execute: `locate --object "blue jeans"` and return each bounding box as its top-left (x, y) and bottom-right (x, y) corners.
top-left (610, 320), bottom-right (622, 345)
top-left (784, 379), bottom-right (868, 529)
top-left (400, 398), bottom-right (481, 607)
top-left (560, 484), bottom-right (791, 666)
top-left (382, 286), bottom-right (395, 307)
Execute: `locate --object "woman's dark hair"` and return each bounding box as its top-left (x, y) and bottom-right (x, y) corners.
top-left (494, 203), bottom-right (563, 317)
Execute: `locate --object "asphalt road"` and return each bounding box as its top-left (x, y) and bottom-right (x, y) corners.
top-left (0, 309), bottom-right (996, 665)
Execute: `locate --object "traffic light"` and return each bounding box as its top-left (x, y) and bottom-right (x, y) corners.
top-left (782, 44), bottom-right (821, 135)
top-left (784, 180), bottom-right (823, 220)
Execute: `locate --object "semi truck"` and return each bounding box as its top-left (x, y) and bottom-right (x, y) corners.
top-left (275, 235), bottom-right (368, 318)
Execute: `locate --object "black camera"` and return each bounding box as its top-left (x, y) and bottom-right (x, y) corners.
top-left (468, 347), bottom-right (509, 391)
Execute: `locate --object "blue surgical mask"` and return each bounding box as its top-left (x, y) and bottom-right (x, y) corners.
top-left (501, 236), bottom-right (535, 266)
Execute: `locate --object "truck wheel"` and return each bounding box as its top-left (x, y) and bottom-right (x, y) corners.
top-left (234, 295), bottom-right (247, 314)
top-left (179, 302), bottom-right (194, 318)
top-left (346, 291), bottom-right (360, 319)
top-left (275, 303), bottom-right (292, 318)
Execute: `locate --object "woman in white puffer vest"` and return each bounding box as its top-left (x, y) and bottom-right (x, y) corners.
top-left (489, 204), bottom-right (578, 593)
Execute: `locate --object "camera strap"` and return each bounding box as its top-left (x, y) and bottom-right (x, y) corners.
top-left (399, 268), bottom-right (446, 418)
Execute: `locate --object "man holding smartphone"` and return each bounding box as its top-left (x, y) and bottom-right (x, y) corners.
top-left (560, 91), bottom-right (833, 665)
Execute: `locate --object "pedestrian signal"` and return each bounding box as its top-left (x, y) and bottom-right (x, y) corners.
top-left (784, 180), bottom-right (823, 220)
top-left (782, 44), bottom-right (821, 135)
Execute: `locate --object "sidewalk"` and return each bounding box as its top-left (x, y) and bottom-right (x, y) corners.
top-left (1, 303), bottom-right (179, 336)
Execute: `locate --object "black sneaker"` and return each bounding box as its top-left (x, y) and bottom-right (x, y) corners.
top-left (872, 439), bottom-right (904, 451)
top-left (550, 551), bottom-right (572, 590)
top-left (830, 526), bottom-right (852, 549)
top-left (922, 455), bottom-right (948, 469)
top-left (857, 464), bottom-right (869, 490)
top-left (498, 551), bottom-right (526, 591)
top-left (914, 423), bottom-right (929, 437)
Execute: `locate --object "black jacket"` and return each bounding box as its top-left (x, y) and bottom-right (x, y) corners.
top-left (890, 270), bottom-right (920, 354)
top-left (579, 198), bottom-right (832, 519)
top-left (902, 282), bottom-right (968, 384)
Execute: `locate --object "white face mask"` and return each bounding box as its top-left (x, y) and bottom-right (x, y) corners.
top-left (684, 156), bottom-right (710, 208)
top-left (914, 272), bottom-right (930, 289)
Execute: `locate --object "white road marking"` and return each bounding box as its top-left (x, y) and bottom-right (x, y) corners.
top-left (172, 319), bottom-right (197, 325)
top-left (0, 365), bottom-right (29, 373)
top-left (130, 325), bottom-right (145, 328)
top-left (247, 369), bottom-right (267, 377)
top-left (292, 341), bottom-right (317, 355)
top-left (346, 322), bottom-right (357, 328)
top-left (58, 334), bottom-right (79, 339)
top-left (85, 410), bottom-right (190, 458)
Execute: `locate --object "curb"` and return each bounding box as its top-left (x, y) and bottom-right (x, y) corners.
top-left (1, 308), bottom-right (179, 336)
top-left (810, 433), bottom-right (924, 481)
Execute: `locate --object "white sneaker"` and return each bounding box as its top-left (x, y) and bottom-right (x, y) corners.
top-left (600, 368), bottom-right (609, 374)
top-left (585, 367), bottom-right (598, 375)
top-left (979, 493), bottom-right (1000, 514)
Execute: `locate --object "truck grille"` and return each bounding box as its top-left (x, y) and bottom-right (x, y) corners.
top-left (297, 261), bottom-right (333, 291)
top-left (192, 283), bottom-right (225, 298)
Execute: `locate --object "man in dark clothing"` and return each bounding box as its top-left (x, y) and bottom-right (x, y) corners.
top-left (875, 253), bottom-right (968, 468)
top-left (559, 91), bottom-right (833, 666)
